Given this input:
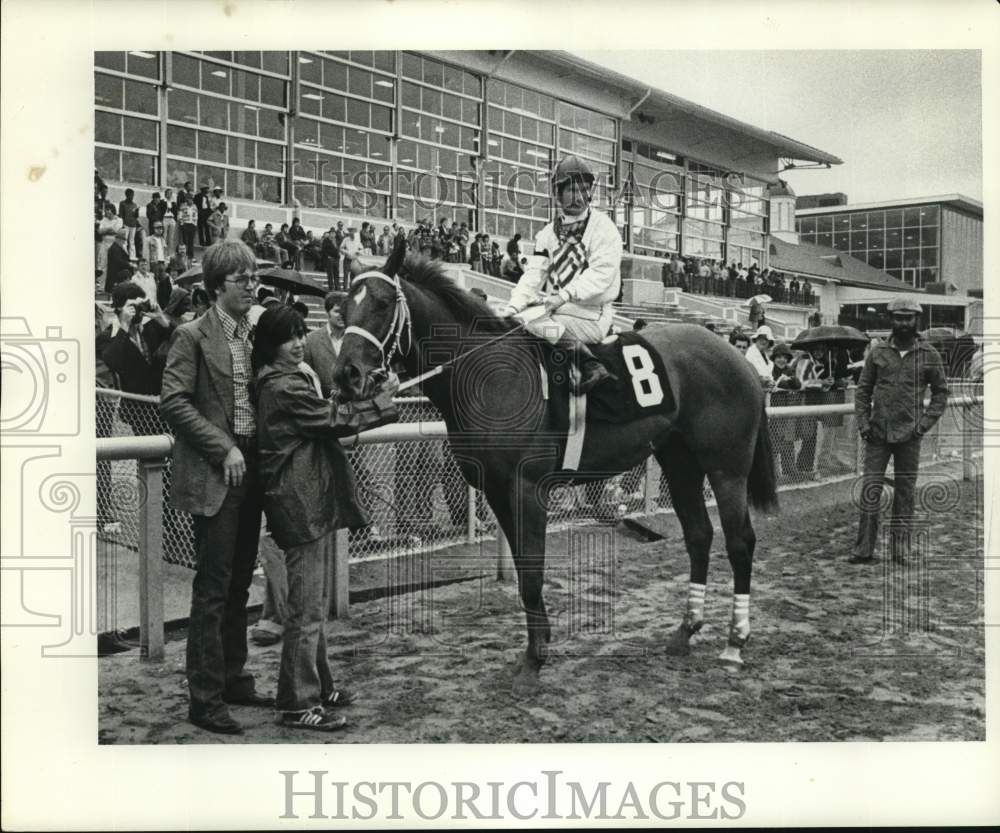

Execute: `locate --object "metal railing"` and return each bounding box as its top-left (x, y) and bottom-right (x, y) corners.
top-left (95, 386), bottom-right (983, 660)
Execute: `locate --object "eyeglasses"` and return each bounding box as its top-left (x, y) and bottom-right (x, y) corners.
top-left (225, 273), bottom-right (259, 289)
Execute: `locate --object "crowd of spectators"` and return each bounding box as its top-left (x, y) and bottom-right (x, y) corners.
top-left (661, 253), bottom-right (815, 306)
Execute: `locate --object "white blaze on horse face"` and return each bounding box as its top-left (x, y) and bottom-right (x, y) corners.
top-left (354, 285), bottom-right (367, 305)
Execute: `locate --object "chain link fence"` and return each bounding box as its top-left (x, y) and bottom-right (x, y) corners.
top-left (96, 382), bottom-right (984, 577)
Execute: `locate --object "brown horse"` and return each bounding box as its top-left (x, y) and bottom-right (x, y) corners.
top-left (334, 246), bottom-right (778, 697)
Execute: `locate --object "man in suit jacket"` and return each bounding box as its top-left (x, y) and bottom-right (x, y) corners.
top-left (104, 227), bottom-right (133, 294)
top-left (302, 291), bottom-right (345, 398)
top-left (160, 239), bottom-right (271, 735)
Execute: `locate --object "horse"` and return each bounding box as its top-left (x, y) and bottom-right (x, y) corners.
top-left (334, 243), bottom-right (779, 697)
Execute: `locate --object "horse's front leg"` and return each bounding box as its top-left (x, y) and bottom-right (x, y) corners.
top-left (512, 552), bottom-right (551, 698)
top-left (500, 479), bottom-right (551, 699)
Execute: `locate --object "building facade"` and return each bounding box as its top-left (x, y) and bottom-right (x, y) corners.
top-left (794, 195), bottom-right (983, 295)
top-left (95, 49), bottom-right (841, 269)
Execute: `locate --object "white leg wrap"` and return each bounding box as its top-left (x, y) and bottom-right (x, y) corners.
top-left (730, 594), bottom-right (750, 642)
top-left (685, 583), bottom-right (706, 629)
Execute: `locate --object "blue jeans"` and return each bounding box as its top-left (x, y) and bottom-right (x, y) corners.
top-left (186, 457), bottom-right (264, 715)
top-left (276, 532), bottom-right (337, 712)
top-left (854, 435), bottom-right (922, 560)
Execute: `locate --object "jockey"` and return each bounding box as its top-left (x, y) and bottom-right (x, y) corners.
top-left (500, 154), bottom-right (620, 393)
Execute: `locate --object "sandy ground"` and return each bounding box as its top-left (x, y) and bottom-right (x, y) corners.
top-left (99, 465), bottom-right (984, 744)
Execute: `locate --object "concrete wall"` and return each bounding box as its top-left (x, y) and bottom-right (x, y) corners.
top-left (941, 206), bottom-right (983, 293)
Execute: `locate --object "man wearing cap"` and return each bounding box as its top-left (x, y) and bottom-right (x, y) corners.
top-left (851, 297), bottom-right (948, 564)
top-left (745, 325), bottom-right (775, 386)
top-left (500, 154), bottom-right (620, 393)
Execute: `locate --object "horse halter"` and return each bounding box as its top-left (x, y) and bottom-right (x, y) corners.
top-left (345, 270), bottom-right (412, 376)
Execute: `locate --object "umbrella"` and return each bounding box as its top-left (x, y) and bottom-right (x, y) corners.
top-left (743, 294), bottom-right (772, 306)
top-left (791, 325), bottom-right (870, 351)
top-left (175, 257), bottom-right (276, 287)
top-left (921, 327), bottom-right (959, 343)
top-left (257, 266), bottom-right (327, 298)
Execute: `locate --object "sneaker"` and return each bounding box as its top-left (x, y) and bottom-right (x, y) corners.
top-left (279, 705), bottom-right (347, 732)
top-left (322, 688), bottom-right (355, 708)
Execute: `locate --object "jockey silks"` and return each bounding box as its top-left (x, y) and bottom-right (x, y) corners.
top-left (507, 208), bottom-right (623, 323)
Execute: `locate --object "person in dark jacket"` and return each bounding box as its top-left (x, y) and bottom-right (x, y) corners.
top-left (194, 185), bottom-right (212, 246)
top-left (104, 227), bottom-right (133, 294)
top-left (852, 297), bottom-right (949, 564)
top-left (102, 282), bottom-right (173, 434)
top-left (251, 305), bottom-right (398, 731)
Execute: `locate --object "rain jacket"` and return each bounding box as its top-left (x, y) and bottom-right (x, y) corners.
top-left (855, 336), bottom-right (948, 444)
top-left (253, 361), bottom-right (398, 549)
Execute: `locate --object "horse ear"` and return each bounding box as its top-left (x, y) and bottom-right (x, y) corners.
top-left (348, 257), bottom-right (367, 283)
top-left (383, 234), bottom-right (407, 278)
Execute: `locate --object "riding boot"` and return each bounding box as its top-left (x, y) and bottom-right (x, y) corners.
top-left (555, 336), bottom-right (616, 394)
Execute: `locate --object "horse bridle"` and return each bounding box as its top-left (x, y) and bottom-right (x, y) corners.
top-left (345, 268), bottom-right (533, 393)
top-left (344, 270), bottom-right (413, 379)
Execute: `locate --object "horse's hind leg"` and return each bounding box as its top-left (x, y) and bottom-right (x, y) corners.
top-left (489, 476), bottom-right (551, 698)
top-left (706, 472), bottom-right (756, 666)
top-left (655, 438), bottom-right (713, 656)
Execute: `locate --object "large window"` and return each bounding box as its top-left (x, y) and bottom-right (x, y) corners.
top-left (621, 139), bottom-right (683, 257)
top-left (727, 174), bottom-right (768, 267)
top-left (166, 52), bottom-right (289, 202)
top-left (483, 79), bottom-right (556, 239)
top-left (395, 54), bottom-right (480, 227)
top-left (293, 51), bottom-right (396, 218)
top-left (798, 205), bottom-right (939, 287)
top-left (94, 51), bottom-right (161, 185)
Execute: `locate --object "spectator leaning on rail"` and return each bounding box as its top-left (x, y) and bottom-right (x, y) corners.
top-left (500, 154), bottom-right (621, 394)
top-left (160, 239), bottom-right (272, 735)
top-left (851, 296), bottom-right (949, 564)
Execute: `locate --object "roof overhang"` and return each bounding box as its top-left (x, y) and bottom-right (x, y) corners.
top-left (549, 51), bottom-right (843, 167)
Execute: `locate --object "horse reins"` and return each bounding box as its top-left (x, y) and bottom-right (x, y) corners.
top-left (346, 270), bottom-right (531, 393)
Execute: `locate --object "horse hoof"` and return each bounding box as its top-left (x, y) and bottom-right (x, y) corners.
top-left (718, 645), bottom-right (744, 667)
top-left (511, 670), bottom-right (540, 699)
top-left (664, 632), bottom-right (692, 657)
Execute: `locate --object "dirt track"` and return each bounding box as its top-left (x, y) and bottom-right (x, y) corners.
top-left (99, 466), bottom-right (984, 744)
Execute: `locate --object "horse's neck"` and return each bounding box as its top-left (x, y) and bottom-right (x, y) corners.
top-left (400, 284), bottom-right (460, 420)
top-left (400, 283), bottom-right (531, 427)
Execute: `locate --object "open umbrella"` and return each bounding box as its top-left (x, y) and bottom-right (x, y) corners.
top-left (743, 294), bottom-right (772, 306)
top-left (175, 257), bottom-right (276, 287)
top-left (791, 324), bottom-right (869, 350)
top-left (257, 266), bottom-right (327, 298)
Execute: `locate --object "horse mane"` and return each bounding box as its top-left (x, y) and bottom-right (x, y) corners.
top-left (400, 255), bottom-right (513, 335)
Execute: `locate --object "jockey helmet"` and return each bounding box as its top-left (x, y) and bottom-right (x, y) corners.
top-left (551, 155), bottom-right (596, 192)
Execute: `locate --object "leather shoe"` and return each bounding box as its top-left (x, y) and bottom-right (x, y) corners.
top-left (577, 362), bottom-right (616, 394)
top-left (847, 554), bottom-right (875, 564)
top-left (223, 690), bottom-right (275, 708)
top-left (189, 709), bottom-right (243, 735)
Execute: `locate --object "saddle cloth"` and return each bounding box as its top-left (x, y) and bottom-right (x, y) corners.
top-left (545, 330), bottom-right (676, 470)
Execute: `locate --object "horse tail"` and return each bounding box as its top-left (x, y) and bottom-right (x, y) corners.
top-left (747, 403), bottom-right (779, 513)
